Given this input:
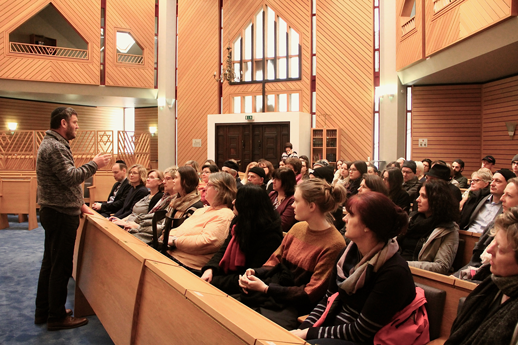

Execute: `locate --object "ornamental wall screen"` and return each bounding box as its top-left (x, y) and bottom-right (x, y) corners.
top-left (0, 130), bottom-right (151, 171)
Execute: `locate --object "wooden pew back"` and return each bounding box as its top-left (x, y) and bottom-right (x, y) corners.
top-left (0, 177), bottom-right (38, 230)
top-left (458, 230), bottom-right (482, 268)
top-left (87, 172), bottom-right (116, 204)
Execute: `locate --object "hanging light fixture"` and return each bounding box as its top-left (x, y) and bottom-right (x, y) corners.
top-left (214, 45), bottom-right (241, 83)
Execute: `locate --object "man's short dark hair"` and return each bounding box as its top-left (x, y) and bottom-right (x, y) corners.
top-left (453, 159), bottom-right (465, 169)
top-left (285, 142), bottom-right (293, 149)
top-left (115, 160), bottom-right (127, 171)
top-left (50, 107), bottom-right (77, 130)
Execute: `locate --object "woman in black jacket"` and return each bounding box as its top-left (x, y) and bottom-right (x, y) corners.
top-left (201, 184), bottom-right (283, 294)
top-left (382, 167), bottom-right (410, 213)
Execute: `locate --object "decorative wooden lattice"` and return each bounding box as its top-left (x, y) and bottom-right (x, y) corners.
top-left (117, 53), bottom-right (144, 64)
top-left (10, 42), bottom-right (89, 59)
top-left (0, 130), bottom-right (150, 171)
top-left (117, 131), bottom-right (151, 169)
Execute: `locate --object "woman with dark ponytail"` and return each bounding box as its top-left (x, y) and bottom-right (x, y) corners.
top-left (237, 179), bottom-right (347, 329)
top-left (292, 192), bottom-right (416, 344)
top-left (201, 184), bottom-right (283, 294)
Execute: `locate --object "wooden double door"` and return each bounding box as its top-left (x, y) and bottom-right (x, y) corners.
top-left (216, 123), bottom-right (290, 171)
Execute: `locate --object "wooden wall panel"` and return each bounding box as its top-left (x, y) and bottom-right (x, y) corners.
top-left (317, 0), bottom-right (373, 162)
top-left (135, 107), bottom-right (158, 164)
top-left (177, 0), bottom-right (220, 165)
top-left (396, 0), bottom-right (425, 70)
top-left (0, 97), bottom-right (123, 131)
top-left (0, 0), bottom-right (100, 84)
top-left (104, 0), bottom-right (155, 88)
top-left (411, 85), bottom-right (482, 175)
top-left (222, 0), bottom-right (312, 117)
top-left (425, 0), bottom-right (514, 56)
top-left (482, 75), bottom-right (518, 170)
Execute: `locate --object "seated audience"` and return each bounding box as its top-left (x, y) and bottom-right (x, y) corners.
top-left (203, 159), bottom-right (216, 166)
top-left (512, 154), bottom-right (518, 175)
top-left (455, 177), bottom-right (518, 281)
top-left (402, 160), bottom-right (421, 204)
top-left (481, 155), bottom-right (495, 171)
top-left (285, 157), bottom-right (303, 184)
top-left (111, 164), bottom-right (150, 219)
top-left (397, 157), bottom-right (406, 167)
top-left (258, 158), bottom-right (275, 191)
top-left (416, 160), bottom-right (425, 182)
top-left (109, 169), bottom-right (165, 227)
top-left (184, 160), bottom-right (199, 175)
top-left (398, 179), bottom-right (459, 274)
top-left (91, 160), bottom-right (131, 217)
top-left (382, 167), bottom-right (410, 212)
top-left (237, 179), bottom-right (346, 329)
top-left (358, 174), bottom-right (388, 195)
top-left (299, 156), bottom-right (310, 181)
top-left (425, 163), bottom-right (462, 204)
top-left (313, 159), bottom-right (329, 168)
top-left (385, 161), bottom-right (400, 169)
top-left (279, 160), bottom-right (286, 168)
top-left (201, 184), bottom-right (283, 294)
top-left (222, 160), bottom-right (243, 188)
top-left (247, 166), bottom-right (266, 189)
top-left (165, 172), bottom-right (236, 273)
top-left (366, 162), bottom-right (379, 176)
top-left (243, 161), bottom-right (258, 185)
top-left (459, 168), bottom-right (492, 211)
top-left (332, 160), bottom-right (350, 187)
top-left (269, 167), bottom-right (297, 232)
top-left (422, 159), bottom-right (432, 174)
top-left (445, 208), bottom-right (518, 345)
top-left (198, 163), bottom-right (219, 205)
top-left (128, 166), bottom-right (202, 244)
top-left (292, 192), bottom-right (415, 344)
top-left (346, 161), bottom-right (367, 197)
top-left (452, 159), bottom-right (468, 188)
top-left (310, 165), bottom-right (334, 184)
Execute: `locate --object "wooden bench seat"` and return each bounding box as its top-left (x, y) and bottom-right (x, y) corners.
top-left (0, 177), bottom-right (38, 230)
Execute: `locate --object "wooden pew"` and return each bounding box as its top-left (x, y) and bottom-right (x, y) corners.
top-left (410, 267), bottom-right (477, 344)
top-left (87, 171), bottom-right (115, 205)
top-left (458, 230), bottom-right (482, 268)
top-left (74, 212), bottom-right (306, 345)
top-left (0, 177), bottom-right (38, 230)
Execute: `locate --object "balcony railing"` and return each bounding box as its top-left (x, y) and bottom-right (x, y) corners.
top-left (434, 0), bottom-right (460, 13)
top-left (401, 17), bottom-right (416, 36)
top-left (10, 42), bottom-right (88, 59)
top-left (117, 53), bottom-right (144, 65)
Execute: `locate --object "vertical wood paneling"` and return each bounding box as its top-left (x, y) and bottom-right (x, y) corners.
top-left (317, 0), bottom-right (373, 162)
top-left (412, 85), bottom-right (482, 175)
top-left (425, 0), bottom-right (513, 56)
top-left (396, 0), bottom-right (425, 70)
top-left (135, 107), bottom-right (158, 164)
top-left (104, 0), bottom-right (155, 88)
top-left (0, 97), bottom-right (124, 131)
top-left (0, 0), bottom-right (100, 84)
top-left (482, 75), bottom-right (518, 170)
top-left (177, 0), bottom-right (220, 165)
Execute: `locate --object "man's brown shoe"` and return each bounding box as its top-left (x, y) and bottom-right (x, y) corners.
top-left (47, 315), bottom-right (88, 331)
top-left (35, 309), bottom-right (73, 325)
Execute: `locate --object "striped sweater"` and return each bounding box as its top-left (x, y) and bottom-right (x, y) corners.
top-left (300, 245), bottom-right (415, 342)
top-left (255, 221), bottom-right (345, 313)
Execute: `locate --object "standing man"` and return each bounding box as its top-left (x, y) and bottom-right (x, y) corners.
top-left (35, 107), bottom-right (111, 330)
top-left (281, 142), bottom-right (298, 161)
top-left (452, 159), bottom-right (468, 188)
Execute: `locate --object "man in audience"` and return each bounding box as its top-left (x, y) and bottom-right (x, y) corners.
top-left (512, 154), bottom-right (518, 175)
top-left (425, 163), bottom-right (462, 203)
top-left (459, 169), bottom-right (515, 233)
top-left (285, 157), bottom-right (303, 184)
top-left (91, 160), bottom-right (130, 217)
top-left (313, 159), bottom-right (329, 169)
top-left (481, 155), bottom-right (495, 171)
top-left (247, 166), bottom-right (266, 189)
top-left (422, 159), bottom-right (432, 174)
top-left (452, 159), bottom-right (469, 188)
top-left (222, 160), bottom-right (243, 188)
top-left (402, 160), bottom-right (421, 202)
top-left (455, 176), bottom-right (518, 281)
top-left (35, 107), bottom-right (111, 330)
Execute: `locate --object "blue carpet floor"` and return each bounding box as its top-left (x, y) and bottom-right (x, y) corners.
top-left (0, 215), bottom-right (114, 345)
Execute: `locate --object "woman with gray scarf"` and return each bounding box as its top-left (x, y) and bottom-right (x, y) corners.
top-left (446, 207), bottom-right (518, 345)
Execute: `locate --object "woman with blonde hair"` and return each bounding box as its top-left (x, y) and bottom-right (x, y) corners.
top-left (112, 164), bottom-right (149, 219)
top-left (238, 179), bottom-right (346, 329)
top-left (165, 172), bottom-right (236, 273)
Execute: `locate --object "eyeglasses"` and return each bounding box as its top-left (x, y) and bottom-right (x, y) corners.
top-left (206, 182), bottom-right (215, 188)
top-left (163, 176), bottom-right (173, 181)
top-left (471, 179), bottom-right (481, 183)
top-left (147, 177), bottom-right (161, 180)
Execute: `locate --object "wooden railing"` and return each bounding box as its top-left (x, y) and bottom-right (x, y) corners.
top-left (402, 16), bottom-right (416, 35)
top-left (10, 42), bottom-right (88, 59)
top-left (117, 53), bottom-right (144, 64)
